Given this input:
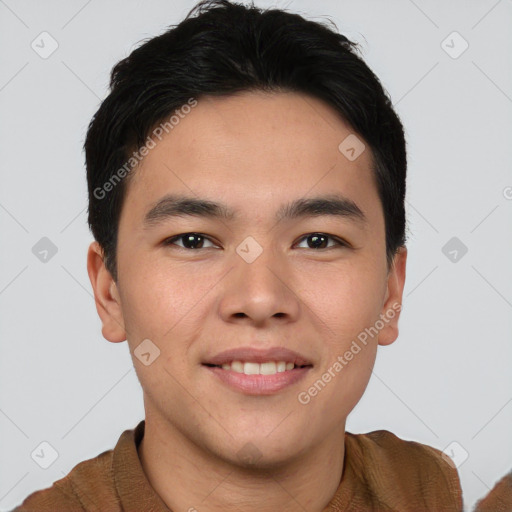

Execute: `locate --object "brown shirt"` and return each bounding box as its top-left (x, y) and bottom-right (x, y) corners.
top-left (473, 470), bottom-right (512, 512)
top-left (12, 420), bottom-right (464, 511)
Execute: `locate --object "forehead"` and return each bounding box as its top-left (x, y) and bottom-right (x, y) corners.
top-left (121, 90), bottom-right (381, 229)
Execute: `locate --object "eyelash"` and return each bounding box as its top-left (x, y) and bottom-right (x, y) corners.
top-left (162, 232), bottom-right (349, 251)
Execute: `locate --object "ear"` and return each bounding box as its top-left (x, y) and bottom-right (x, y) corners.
top-left (378, 246), bottom-right (407, 347)
top-left (87, 241), bottom-right (127, 343)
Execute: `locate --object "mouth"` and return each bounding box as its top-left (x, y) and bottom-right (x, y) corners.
top-left (202, 360), bottom-right (312, 375)
top-left (202, 346), bottom-right (313, 394)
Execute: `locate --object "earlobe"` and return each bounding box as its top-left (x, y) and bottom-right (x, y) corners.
top-left (378, 246), bottom-right (407, 347)
top-left (86, 241), bottom-right (127, 343)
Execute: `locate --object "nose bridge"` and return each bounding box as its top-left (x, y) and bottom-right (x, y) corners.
top-left (220, 236), bottom-right (299, 323)
top-left (236, 236), bottom-right (283, 293)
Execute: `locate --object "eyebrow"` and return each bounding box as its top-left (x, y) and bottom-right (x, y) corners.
top-left (143, 193), bottom-right (368, 229)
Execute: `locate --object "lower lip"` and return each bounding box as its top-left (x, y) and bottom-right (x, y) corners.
top-left (203, 365), bottom-right (312, 395)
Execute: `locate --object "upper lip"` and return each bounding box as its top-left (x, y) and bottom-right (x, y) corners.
top-left (203, 346), bottom-right (313, 367)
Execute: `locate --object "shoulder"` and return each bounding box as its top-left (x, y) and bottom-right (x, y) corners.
top-left (345, 429), bottom-right (463, 510)
top-left (11, 447), bottom-right (118, 512)
top-left (473, 469), bottom-right (512, 512)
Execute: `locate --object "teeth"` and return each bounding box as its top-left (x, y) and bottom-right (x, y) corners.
top-left (260, 362), bottom-right (276, 375)
top-left (231, 361), bottom-right (244, 373)
top-left (244, 362), bottom-right (260, 375)
top-left (219, 360), bottom-right (299, 375)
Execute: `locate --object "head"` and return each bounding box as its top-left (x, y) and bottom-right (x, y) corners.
top-left (86, 0), bottom-right (407, 466)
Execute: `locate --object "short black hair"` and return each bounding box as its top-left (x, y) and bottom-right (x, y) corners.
top-left (85, 0), bottom-right (407, 282)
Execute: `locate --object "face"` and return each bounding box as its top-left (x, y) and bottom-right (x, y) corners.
top-left (88, 90), bottom-right (406, 467)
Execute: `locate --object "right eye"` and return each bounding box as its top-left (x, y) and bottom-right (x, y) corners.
top-left (162, 233), bottom-right (219, 250)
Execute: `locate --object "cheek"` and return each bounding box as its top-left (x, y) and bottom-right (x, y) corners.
top-left (119, 256), bottom-right (219, 359)
top-left (118, 266), bottom-right (198, 406)
top-left (118, 260), bottom-right (187, 341)
top-left (296, 262), bottom-right (384, 346)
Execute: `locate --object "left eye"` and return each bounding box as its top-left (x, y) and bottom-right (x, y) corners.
top-left (163, 232), bottom-right (347, 250)
top-left (295, 233), bottom-right (347, 250)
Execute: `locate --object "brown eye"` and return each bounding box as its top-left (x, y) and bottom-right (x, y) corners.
top-left (164, 233), bottom-right (217, 250)
top-left (295, 233), bottom-right (347, 250)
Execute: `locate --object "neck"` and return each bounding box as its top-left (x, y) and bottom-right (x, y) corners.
top-left (138, 413), bottom-right (346, 512)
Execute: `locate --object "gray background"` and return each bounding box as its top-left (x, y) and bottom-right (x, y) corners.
top-left (1, 0), bottom-right (511, 510)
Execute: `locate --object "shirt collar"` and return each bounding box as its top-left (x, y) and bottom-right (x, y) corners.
top-left (113, 420), bottom-right (172, 512)
top-left (112, 419), bottom-right (353, 512)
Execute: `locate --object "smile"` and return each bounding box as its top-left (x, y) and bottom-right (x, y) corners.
top-left (202, 362), bottom-right (312, 395)
top-left (205, 360), bottom-right (308, 375)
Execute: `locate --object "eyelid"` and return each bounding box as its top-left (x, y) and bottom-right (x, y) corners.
top-left (163, 233), bottom-right (219, 249)
top-left (295, 233), bottom-right (349, 249)
top-left (163, 232), bottom-right (350, 250)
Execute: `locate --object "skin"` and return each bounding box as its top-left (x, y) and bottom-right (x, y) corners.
top-left (87, 90), bottom-right (407, 512)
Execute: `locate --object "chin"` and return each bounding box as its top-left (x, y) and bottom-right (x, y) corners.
top-left (212, 430), bottom-right (310, 470)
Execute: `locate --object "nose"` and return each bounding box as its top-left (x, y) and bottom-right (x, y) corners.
top-left (218, 242), bottom-right (300, 327)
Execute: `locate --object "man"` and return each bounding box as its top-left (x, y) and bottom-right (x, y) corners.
top-left (13, 0), bottom-right (465, 510)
